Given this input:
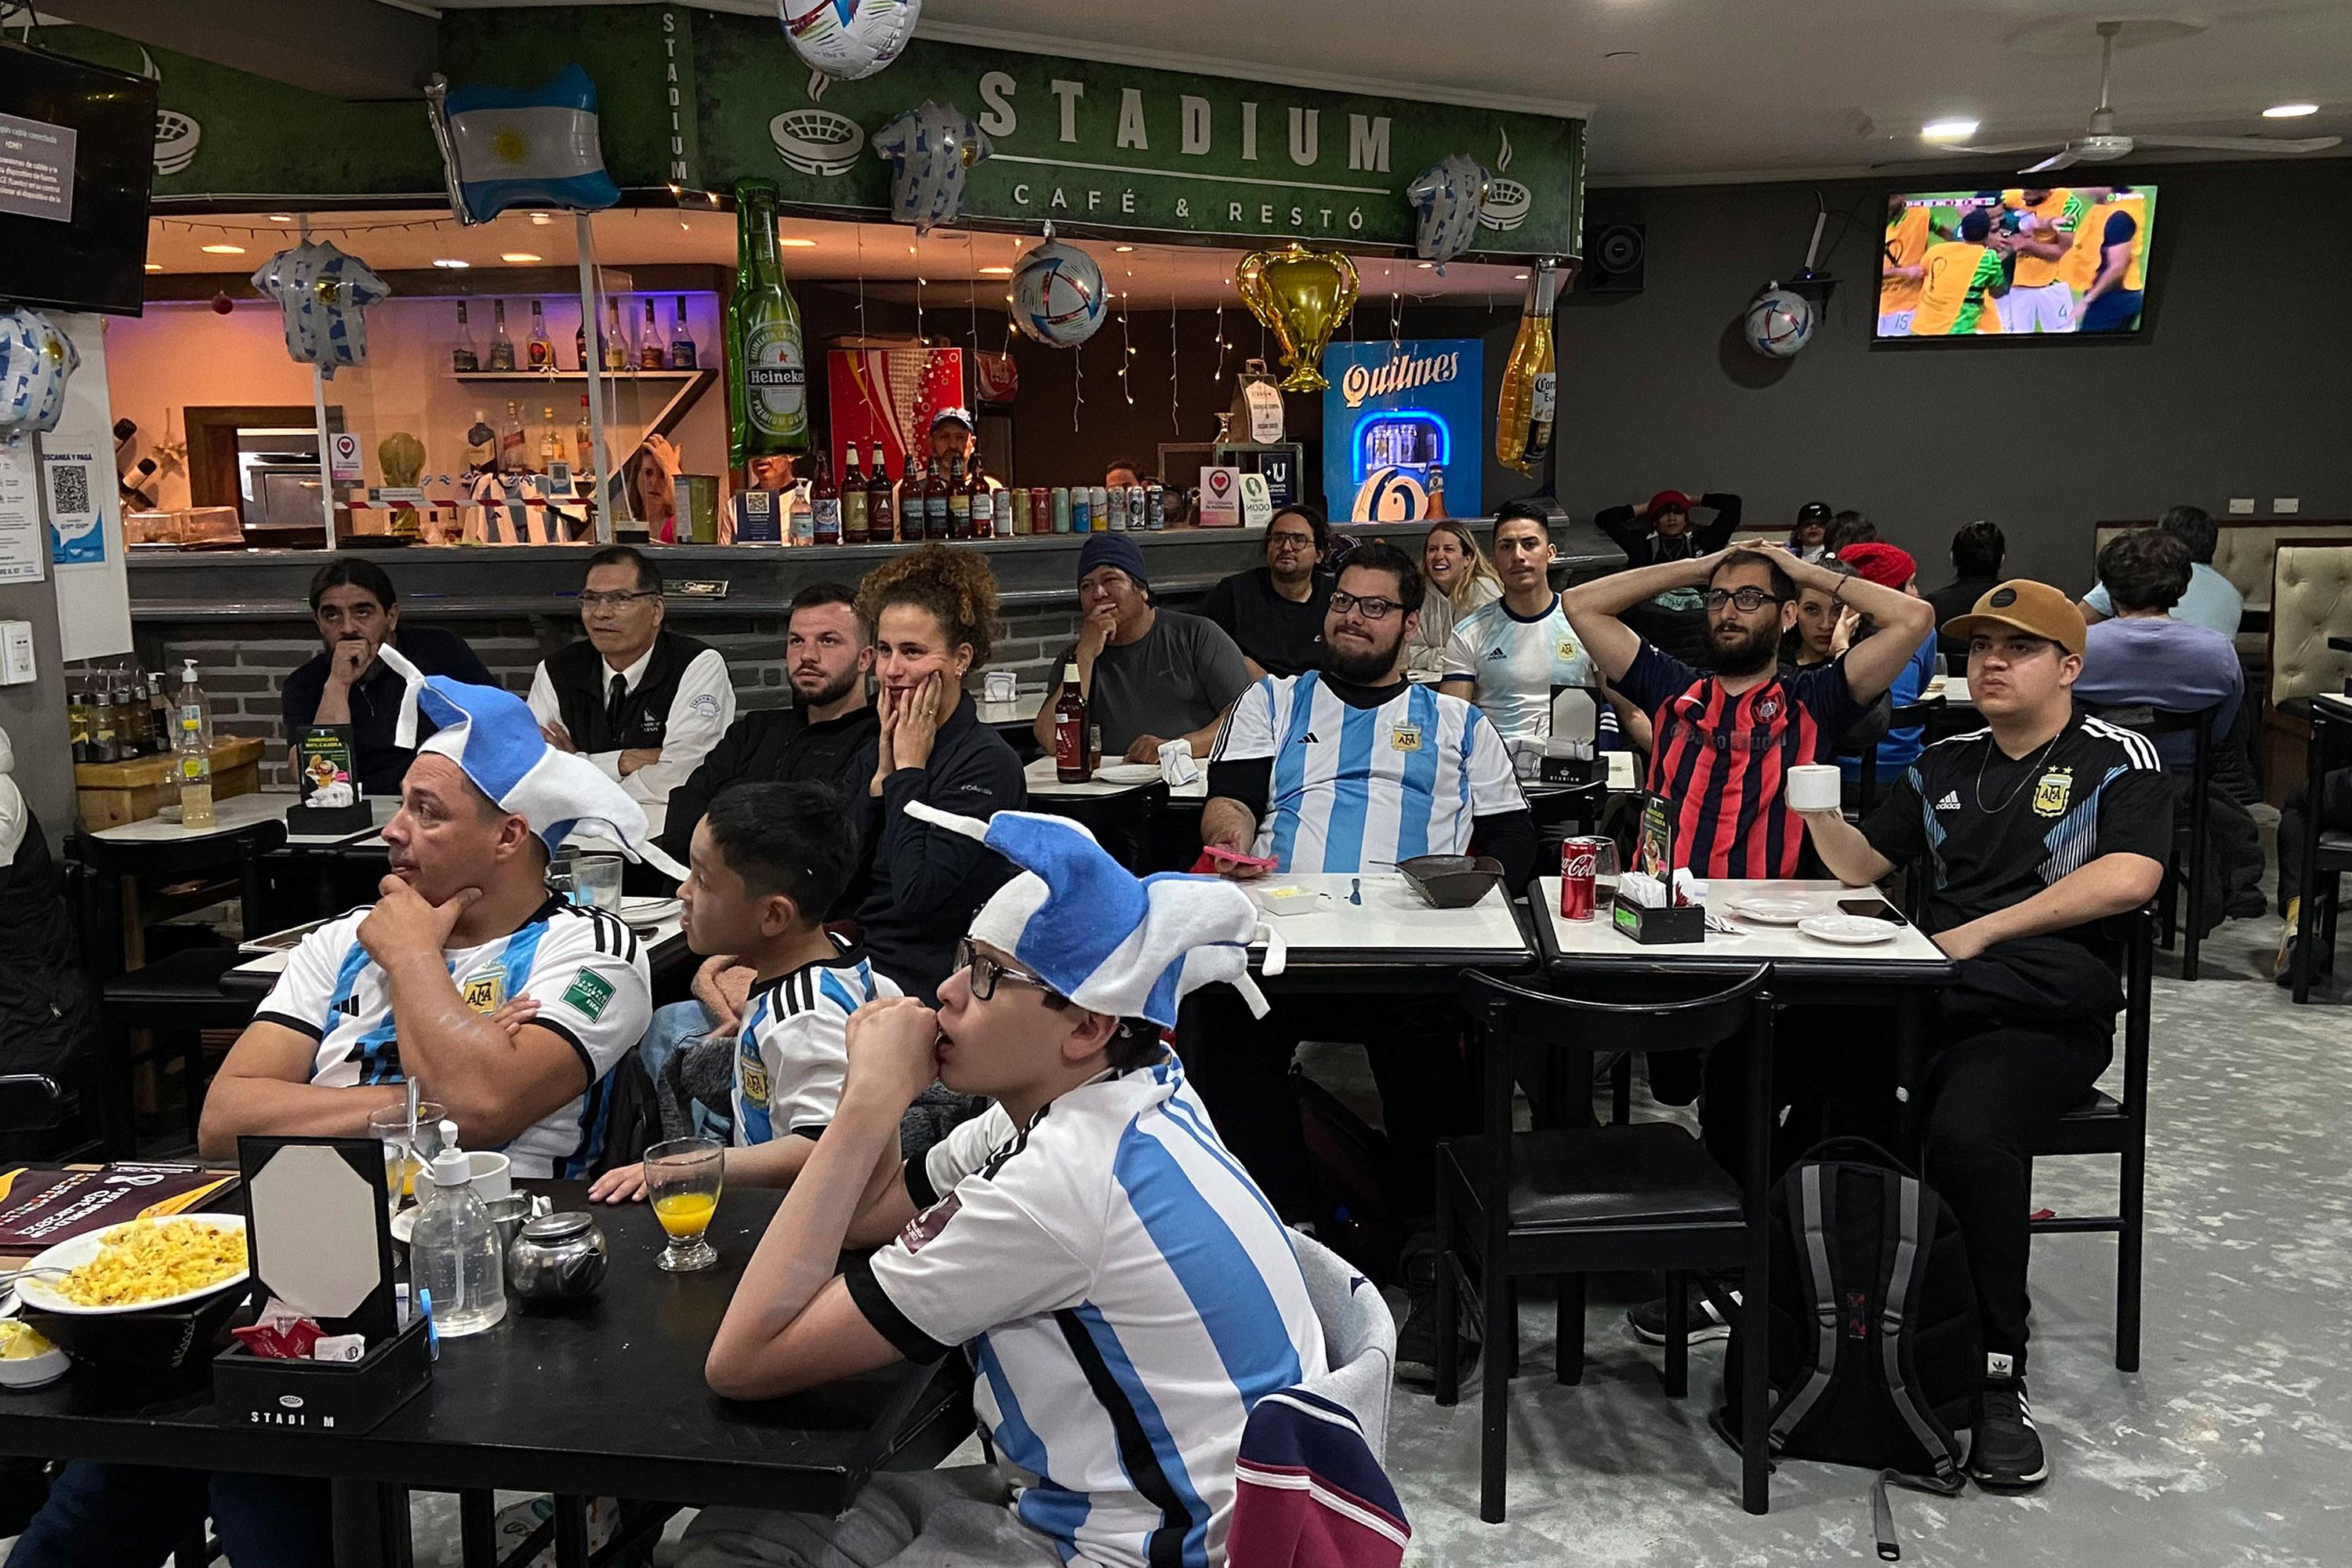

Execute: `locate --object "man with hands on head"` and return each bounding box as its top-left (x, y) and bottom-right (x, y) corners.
top-left (1798, 579), bottom-right (2168, 1494)
top-left (682, 805), bottom-right (1322, 1568)
top-left (1033, 532), bottom-right (1252, 764)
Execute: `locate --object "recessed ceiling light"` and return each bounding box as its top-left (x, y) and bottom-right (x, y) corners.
top-left (777, 237), bottom-right (818, 248)
top-left (2264, 102), bottom-right (2321, 118)
top-left (267, 214), bottom-right (294, 223)
top-left (143, 262), bottom-right (162, 272)
top-left (978, 264), bottom-right (1012, 275)
top-left (499, 252), bottom-right (543, 263)
top-left (1114, 244), bottom-right (1136, 252)
top-left (529, 212), bottom-right (553, 225)
top-left (199, 243), bottom-right (245, 254)
top-left (1921, 118), bottom-right (1980, 140)
top-left (1514, 272), bottom-right (1530, 280)
top-left (431, 257), bottom-right (470, 269)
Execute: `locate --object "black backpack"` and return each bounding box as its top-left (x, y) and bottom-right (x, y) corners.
top-left (1722, 1140), bottom-right (1982, 1560)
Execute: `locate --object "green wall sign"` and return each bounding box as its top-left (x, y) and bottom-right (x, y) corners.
top-left (31, 5), bottom-right (1581, 257)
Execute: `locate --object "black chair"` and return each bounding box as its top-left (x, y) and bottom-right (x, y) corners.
top-left (1435, 964), bottom-right (1776, 1523)
top-left (2028, 906), bottom-right (2158, 1372)
top-left (2084, 703), bottom-right (2216, 980)
top-left (2289, 696), bottom-right (2352, 1004)
top-left (1853, 699), bottom-right (1948, 815)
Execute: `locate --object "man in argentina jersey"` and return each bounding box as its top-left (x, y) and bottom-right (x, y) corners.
top-left (1801, 579), bottom-right (2168, 1495)
top-left (685, 805), bottom-right (1325, 1568)
top-left (205, 750), bottom-right (652, 1178)
top-left (1438, 503), bottom-right (1603, 752)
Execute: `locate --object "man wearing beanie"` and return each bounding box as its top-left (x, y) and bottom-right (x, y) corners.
top-left (690, 807), bottom-right (1333, 1568)
top-left (1033, 532), bottom-right (1253, 764)
top-left (1592, 487), bottom-right (1744, 568)
top-left (1835, 540), bottom-right (1940, 781)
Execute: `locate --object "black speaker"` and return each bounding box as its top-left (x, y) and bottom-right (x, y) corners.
top-left (1579, 222), bottom-right (1646, 294)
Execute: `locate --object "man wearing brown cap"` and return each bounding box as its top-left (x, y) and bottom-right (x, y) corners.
top-left (1799, 579), bottom-right (2170, 1494)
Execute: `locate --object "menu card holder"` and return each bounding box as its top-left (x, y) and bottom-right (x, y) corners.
top-left (1613, 793), bottom-right (1704, 944)
top-left (212, 1136), bottom-right (429, 1433)
top-left (289, 725), bottom-right (373, 835)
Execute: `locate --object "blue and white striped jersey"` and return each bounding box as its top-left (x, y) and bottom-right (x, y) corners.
top-left (731, 940), bottom-right (898, 1146)
top-left (253, 898), bottom-right (652, 1178)
top-left (1211, 672), bottom-right (1523, 873)
top-left (849, 1056), bottom-right (1328, 1568)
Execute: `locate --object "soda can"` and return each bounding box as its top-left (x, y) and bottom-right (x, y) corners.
top-left (1126, 484), bottom-right (1145, 532)
top-left (1145, 481), bottom-right (1165, 530)
top-left (1560, 836), bottom-right (1605, 922)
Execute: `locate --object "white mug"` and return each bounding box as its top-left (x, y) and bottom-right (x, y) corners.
top-left (982, 670), bottom-right (1018, 702)
top-left (1787, 764), bottom-right (1843, 814)
top-left (466, 1150), bottom-right (513, 1202)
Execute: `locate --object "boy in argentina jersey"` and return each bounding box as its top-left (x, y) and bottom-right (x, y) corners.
top-left (592, 781), bottom-right (897, 1205)
top-left (684, 806), bottom-right (1327, 1568)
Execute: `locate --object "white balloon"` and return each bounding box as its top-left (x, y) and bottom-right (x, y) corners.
top-left (779, 0), bottom-right (921, 82)
top-left (1745, 286), bottom-right (1816, 359)
top-left (1407, 154), bottom-right (1490, 270)
top-left (1011, 238), bottom-right (1106, 347)
top-left (0, 307), bottom-right (78, 445)
top-left (252, 241), bottom-right (390, 379)
top-left (871, 100), bottom-right (991, 234)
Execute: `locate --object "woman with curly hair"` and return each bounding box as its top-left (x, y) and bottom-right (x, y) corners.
top-left (850, 544), bottom-right (1027, 999)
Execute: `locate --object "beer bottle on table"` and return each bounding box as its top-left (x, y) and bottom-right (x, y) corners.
top-left (969, 453), bottom-right (1000, 538)
top-left (726, 180), bottom-right (808, 470)
top-left (946, 456), bottom-right (973, 540)
top-left (923, 460), bottom-right (951, 542)
top-left (1052, 662), bottom-right (1089, 784)
top-left (841, 445), bottom-right (869, 544)
top-left (866, 444), bottom-right (896, 542)
top-left (810, 451), bottom-right (842, 546)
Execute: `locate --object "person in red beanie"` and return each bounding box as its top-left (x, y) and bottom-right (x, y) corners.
top-left (1832, 541), bottom-right (1940, 780)
top-left (1593, 487), bottom-right (1743, 568)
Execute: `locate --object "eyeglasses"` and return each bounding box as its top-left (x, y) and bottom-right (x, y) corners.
top-left (1328, 590), bottom-right (1403, 621)
top-left (1267, 533), bottom-right (1317, 551)
top-left (579, 590), bottom-right (659, 609)
top-left (1701, 587), bottom-right (1787, 613)
top-left (955, 938), bottom-right (1055, 1002)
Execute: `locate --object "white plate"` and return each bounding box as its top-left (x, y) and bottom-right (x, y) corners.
top-left (1094, 763), bottom-right (1163, 785)
top-left (619, 896), bottom-right (681, 927)
top-left (13, 1214), bottom-right (249, 1317)
top-left (1796, 914), bottom-right (1900, 946)
top-left (1725, 897), bottom-right (1816, 927)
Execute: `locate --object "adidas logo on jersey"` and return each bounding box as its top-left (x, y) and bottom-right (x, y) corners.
top-left (1485, 648), bottom-right (1507, 661)
top-left (334, 995), bottom-right (361, 1017)
top-left (1298, 731), bottom-right (1319, 745)
top-left (1935, 792), bottom-right (1962, 811)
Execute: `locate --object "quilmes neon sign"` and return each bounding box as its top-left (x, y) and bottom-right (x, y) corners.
top-left (1341, 346), bottom-right (1465, 409)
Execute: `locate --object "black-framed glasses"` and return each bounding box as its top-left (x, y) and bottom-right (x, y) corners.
top-left (955, 938), bottom-right (1054, 1001)
top-left (579, 590), bottom-right (660, 609)
top-left (1701, 586), bottom-right (1786, 613)
top-left (1266, 532), bottom-right (1318, 551)
top-left (1329, 590), bottom-right (1402, 621)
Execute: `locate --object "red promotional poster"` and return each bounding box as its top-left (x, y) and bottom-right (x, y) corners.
top-left (0, 1164), bottom-right (241, 1251)
top-left (826, 343), bottom-right (964, 481)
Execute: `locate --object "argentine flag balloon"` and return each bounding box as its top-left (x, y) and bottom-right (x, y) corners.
top-left (251, 241), bottom-right (390, 379)
top-left (872, 100), bottom-right (991, 234)
top-left (0, 307), bottom-right (78, 445)
top-left (780, 0), bottom-right (921, 82)
top-left (426, 67), bottom-right (622, 226)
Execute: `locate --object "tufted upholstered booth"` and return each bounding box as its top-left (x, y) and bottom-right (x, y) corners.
top-left (2260, 541), bottom-right (2352, 803)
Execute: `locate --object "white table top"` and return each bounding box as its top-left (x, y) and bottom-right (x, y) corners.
top-left (88, 791), bottom-right (400, 848)
top-left (1534, 877), bottom-right (1951, 969)
top-left (1923, 675), bottom-right (1973, 709)
top-left (229, 912), bottom-right (687, 983)
top-left (1022, 753), bottom-right (1207, 800)
top-left (977, 695), bottom-right (1040, 729)
top-left (1248, 873), bottom-right (1530, 965)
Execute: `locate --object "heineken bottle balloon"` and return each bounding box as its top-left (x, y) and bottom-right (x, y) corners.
top-left (728, 179), bottom-right (808, 468)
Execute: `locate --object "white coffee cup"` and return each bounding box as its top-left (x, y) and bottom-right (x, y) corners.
top-left (1787, 764), bottom-right (1843, 814)
top-left (982, 670), bottom-right (1018, 702)
top-left (466, 1150), bottom-right (513, 1202)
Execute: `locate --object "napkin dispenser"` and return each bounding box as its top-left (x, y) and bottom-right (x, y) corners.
top-left (1611, 869), bottom-right (1704, 945)
top-left (212, 1137), bottom-right (429, 1434)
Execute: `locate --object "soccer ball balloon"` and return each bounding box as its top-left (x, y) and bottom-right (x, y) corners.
top-left (1012, 238), bottom-right (1106, 347)
top-left (1744, 287), bottom-right (1815, 359)
top-left (779, 0), bottom-right (920, 82)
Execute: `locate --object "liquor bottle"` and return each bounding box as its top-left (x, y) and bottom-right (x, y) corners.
top-left (539, 406), bottom-right (561, 472)
top-left (946, 456), bottom-right (973, 539)
top-left (1496, 257), bottom-right (1559, 476)
top-left (67, 685), bottom-right (93, 764)
top-left (603, 300), bottom-right (627, 372)
top-left (808, 450), bottom-right (842, 546)
top-left (465, 409), bottom-right (495, 476)
top-left (575, 314), bottom-right (589, 372)
top-left (451, 300), bottom-right (480, 373)
top-left (498, 401), bottom-right (528, 474)
top-left (639, 299), bottom-right (665, 370)
top-left (1051, 661), bottom-right (1089, 784)
top-left (668, 296), bottom-right (696, 370)
top-left (575, 397), bottom-right (594, 476)
top-left (147, 670), bottom-right (172, 756)
top-left (866, 444), bottom-right (895, 543)
top-left (969, 453), bottom-right (1000, 538)
top-left (487, 300), bottom-right (516, 372)
top-left (174, 659), bottom-right (216, 829)
top-left (840, 445), bottom-right (868, 544)
top-left (920, 459), bottom-right (950, 543)
top-left (526, 301), bottom-right (552, 371)
top-left (1426, 463), bottom-right (1450, 521)
top-left (725, 180), bottom-right (808, 467)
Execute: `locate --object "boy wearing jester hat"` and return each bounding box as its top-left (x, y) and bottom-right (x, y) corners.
top-left (688, 805), bottom-right (1328, 1568)
top-left (202, 651), bottom-right (666, 1178)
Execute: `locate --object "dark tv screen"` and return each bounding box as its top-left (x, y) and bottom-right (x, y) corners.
top-left (0, 41), bottom-right (158, 316)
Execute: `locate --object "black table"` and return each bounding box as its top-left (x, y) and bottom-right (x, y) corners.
top-left (0, 1184), bottom-right (972, 1567)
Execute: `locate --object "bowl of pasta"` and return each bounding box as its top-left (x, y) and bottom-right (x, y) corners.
top-left (14, 1214), bottom-right (249, 1317)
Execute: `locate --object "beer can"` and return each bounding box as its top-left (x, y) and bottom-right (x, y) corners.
top-left (1560, 836), bottom-right (1606, 921)
top-left (1145, 481), bottom-right (1165, 530)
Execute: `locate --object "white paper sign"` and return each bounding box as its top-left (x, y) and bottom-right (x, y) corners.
top-left (41, 448), bottom-right (104, 565)
top-left (328, 431), bottom-right (361, 483)
top-left (46, 313), bottom-right (131, 662)
top-left (1243, 380), bottom-right (1284, 444)
top-left (1197, 465), bottom-right (1243, 528)
top-left (0, 446), bottom-right (43, 584)
top-left (1239, 472), bottom-right (1275, 529)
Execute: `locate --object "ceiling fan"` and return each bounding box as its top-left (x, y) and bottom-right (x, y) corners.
top-left (1939, 19), bottom-right (2342, 172)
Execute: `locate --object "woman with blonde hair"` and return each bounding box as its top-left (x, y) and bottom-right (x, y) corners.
top-left (1407, 518), bottom-right (1502, 674)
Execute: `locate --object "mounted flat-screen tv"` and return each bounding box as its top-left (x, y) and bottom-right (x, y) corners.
top-left (1875, 184), bottom-right (2155, 341)
top-left (0, 40), bottom-right (158, 317)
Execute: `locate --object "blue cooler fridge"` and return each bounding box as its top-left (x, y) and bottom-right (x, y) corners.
top-left (1321, 339), bottom-right (1483, 524)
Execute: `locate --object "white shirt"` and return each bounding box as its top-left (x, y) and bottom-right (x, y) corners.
top-left (526, 643), bottom-right (735, 832)
top-left (1211, 672), bottom-right (1523, 873)
top-left (1406, 575), bottom-right (1500, 675)
top-left (851, 1057), bottom-right (1327, 1568)
top-left (1441, 592), bottom-right (1599, 743)
top-left (252, 899), bottom-right (652, 1178)
top-left (731, 942), bottom-right (899, 1145)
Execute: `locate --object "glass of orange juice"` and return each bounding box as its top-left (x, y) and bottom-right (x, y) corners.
top-left (367, 1100), bottom-right (445, 1218)
top-left (644, 1136), bottom-right (725, 1272)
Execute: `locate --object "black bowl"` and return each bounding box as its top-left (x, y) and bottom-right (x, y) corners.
top-left (1397, 854), bottom-right (1504, 909)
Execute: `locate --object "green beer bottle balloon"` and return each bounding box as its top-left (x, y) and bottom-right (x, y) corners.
top-left (728, 180), bottom-right (808, 467)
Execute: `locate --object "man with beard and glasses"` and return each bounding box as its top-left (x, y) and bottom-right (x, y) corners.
top-left (637, 583), bottom-right (881, 1132)
top-left (1181, 539), bottom-right (1532, 1383)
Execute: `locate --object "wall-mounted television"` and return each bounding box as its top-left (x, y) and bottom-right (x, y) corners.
top-left (1876, 184), bottom-right (2155, 342)
top-left (0, 41), bottom-right (158, 317)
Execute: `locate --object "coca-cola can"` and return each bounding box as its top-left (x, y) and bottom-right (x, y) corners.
top-left (1560, 836), bottom-right (1606, 921)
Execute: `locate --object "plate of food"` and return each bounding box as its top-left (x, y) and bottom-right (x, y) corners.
top-left (13, 1214), bottom-right (249, 1317)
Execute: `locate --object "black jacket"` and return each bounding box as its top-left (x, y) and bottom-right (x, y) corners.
top-left (852, 695), bottom-right (1027, 1001)
top-left (1593, 492), bottom-right (1743, 569)
top-left (281, 624), bottom-right (494, 797)
top-left (639, 702), bottom-right (883, 891)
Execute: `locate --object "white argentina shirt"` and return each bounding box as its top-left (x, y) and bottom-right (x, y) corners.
top-left (731, 940), bottom-right (898, 1145)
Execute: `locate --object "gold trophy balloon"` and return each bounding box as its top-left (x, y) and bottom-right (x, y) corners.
top-left (1236, 243), bottom-right (1360, 393)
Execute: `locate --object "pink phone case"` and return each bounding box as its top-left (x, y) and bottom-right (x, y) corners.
top-left (1203, 844), bottom-right (1277, 869)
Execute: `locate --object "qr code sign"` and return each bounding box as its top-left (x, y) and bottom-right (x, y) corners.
top-left (49, 462), bottom-right (90, 518)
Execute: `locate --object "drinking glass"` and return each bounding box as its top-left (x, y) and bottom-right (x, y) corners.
top-left (1591, 840), bottom-right (1621, 919)
top-left (644, 1136), bottom-right (725, 1272)
top-left (366, 1099), bottom-right (445, 1216)
top-left (550, 851), bottom-right (624, 912)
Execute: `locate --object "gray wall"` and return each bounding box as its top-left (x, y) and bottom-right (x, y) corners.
top-left (1553, 162), bottom-right (2352, 590)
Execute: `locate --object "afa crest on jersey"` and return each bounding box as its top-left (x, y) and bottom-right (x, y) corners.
top-left (2031, 767), bottom-right (2074, 818)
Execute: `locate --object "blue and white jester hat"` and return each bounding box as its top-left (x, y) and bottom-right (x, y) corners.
top-left (377, 644), bottom-right (687, 880)
top-left (906, 800), bottom-right (1283, 1026)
